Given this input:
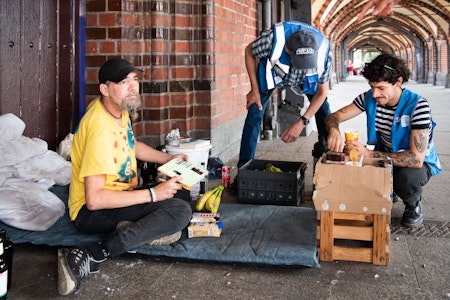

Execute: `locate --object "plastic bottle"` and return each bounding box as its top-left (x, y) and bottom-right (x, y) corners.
top-left (190, 182), bottom-right (200, 200)
top-left (199, 162), bottom-right (208, 195)
top-left (0, 230), bottom-right (12, 291)
top-left (0, 235), bottom-right (8, 299)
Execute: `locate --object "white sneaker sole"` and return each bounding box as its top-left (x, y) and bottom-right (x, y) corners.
top-left (57, 248), bottom-right (78, 296)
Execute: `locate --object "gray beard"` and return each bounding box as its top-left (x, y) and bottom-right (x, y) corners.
top-left (121, 95), bottom-right (141, 122)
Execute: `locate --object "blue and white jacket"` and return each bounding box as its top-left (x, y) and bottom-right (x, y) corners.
top-left (364, 89), bottom-right (441, 176)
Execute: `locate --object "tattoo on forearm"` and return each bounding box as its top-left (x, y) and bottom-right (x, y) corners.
top-left (394, 151), bottom-right (420, 167)
top-left (373, 151), bottom-right (420, 167)
top-left (414, 129), bottom-right (428, 153)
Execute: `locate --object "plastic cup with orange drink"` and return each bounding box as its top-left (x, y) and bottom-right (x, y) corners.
top-left (344, 130), bottom-right (359, 145)
top-left (345, 130), bottom-right (359, 165)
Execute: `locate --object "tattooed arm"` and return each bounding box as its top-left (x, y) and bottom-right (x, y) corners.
top-left (325, 103), bottom-right (363, 152)
top-left (372, 128), bottom-right (429, 168)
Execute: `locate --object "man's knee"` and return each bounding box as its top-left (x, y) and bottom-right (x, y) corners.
top-left (393, 166), bottom-right (429, 201)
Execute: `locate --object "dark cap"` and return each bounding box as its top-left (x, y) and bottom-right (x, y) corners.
top-left (98, 58), bottom-right (143, 84)
top-left (286, 30), bottom-right (318, 70)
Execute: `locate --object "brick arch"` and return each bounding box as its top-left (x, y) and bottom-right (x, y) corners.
top-left (338, 17), bottom-right (432, 46)
top-left (409, 0), bottom-right (450, 24)
top-left (312, 0), bottom-right (449, 86)
top-left (340, 19), bottom-right (428, 81)
top-left (408, 4), bottom-right (448, 38)
top-left (348, 29), bottom-right (409, 52)
top-left (320, 0), bottom-right (448, 44)
top-left (312, 0), bottom-right (334, 29)
top-left (314, 0), bottom-right (365, 33)
top-left (319, 0), bottom-right (365, 37)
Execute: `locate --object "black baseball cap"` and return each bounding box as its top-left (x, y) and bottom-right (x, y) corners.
top-left (286, 30), bottom-right (319, 70)
top-left (98, 58), bottom-right (143, 84)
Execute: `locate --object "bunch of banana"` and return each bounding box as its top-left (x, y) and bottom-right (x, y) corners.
top-left (265, 163), bottom-right (282, 172)
top-left (195, 185), bottom-right (224, 213)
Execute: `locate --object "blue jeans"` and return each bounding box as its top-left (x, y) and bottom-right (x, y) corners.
top-left (74, 198), bottom-right (192, 257)
top-left (238, 91), bottom-right (331, 167)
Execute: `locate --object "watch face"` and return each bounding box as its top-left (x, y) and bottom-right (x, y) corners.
top-left (301, 116), bottom-right (309, 125)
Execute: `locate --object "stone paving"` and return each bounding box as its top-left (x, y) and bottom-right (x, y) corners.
top-left (6, 76), bottom-right (450, 299)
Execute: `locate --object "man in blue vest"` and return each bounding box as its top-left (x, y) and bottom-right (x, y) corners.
top-left (325, 53), bottom-right (441, 227)
top-left (238, 20), bottom-right (333, 168)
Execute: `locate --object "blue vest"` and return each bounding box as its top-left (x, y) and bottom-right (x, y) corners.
top-left (257, 21), bottom-right (330, 94)
top-left (364, 89), bottom-right (441, 176)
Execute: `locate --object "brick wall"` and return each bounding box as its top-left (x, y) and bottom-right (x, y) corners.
top-left (84, 0), bottom-right (257, 158)
top-left (210, 0), bottom-right (257, 160)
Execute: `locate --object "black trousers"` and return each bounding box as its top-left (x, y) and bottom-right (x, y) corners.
top-left (74, 198), bottom-right (192, 257)
top-left (393, 163), bottom-right (432, 208)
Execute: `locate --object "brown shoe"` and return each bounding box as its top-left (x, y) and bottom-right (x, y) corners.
top-left (148, 231), bottom-right (182, 246)
top-left (116, 221), bottom-right (181, 246)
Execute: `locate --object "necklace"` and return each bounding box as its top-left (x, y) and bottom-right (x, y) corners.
top-left (102, 101), bottom-right (122, 119)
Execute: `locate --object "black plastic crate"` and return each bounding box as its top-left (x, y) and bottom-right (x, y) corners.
top-left (237, 159), bottom-right (307, 206)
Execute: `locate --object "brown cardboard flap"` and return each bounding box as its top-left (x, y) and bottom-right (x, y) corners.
top-left (313, 155), bottom-right (392, 215)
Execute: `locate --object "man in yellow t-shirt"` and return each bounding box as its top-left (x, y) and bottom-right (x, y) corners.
top-left (58, 59), bottom-right (192, 296)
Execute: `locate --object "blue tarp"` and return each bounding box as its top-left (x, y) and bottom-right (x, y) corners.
top-left (0, 185), bottom-right (320, 268)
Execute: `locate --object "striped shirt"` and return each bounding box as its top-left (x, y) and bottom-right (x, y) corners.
top-left (252, 29), bottom-right (333, 90)
top-left (353, 90), bottom-right (432, 152)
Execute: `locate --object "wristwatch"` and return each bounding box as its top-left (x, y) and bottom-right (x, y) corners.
top-left (299, 115), bottom-right (310, 126)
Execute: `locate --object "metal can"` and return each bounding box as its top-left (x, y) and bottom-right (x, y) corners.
top-left (221, 166), bottom-right (230, 189)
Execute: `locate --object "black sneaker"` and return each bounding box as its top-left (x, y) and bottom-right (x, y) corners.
top-left (58, 247), bottom-right (100, 295)
top-left (401, 201), bottom-right (423, 227)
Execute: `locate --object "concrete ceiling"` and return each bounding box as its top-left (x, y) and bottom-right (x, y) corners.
top-left (312, 0), bottom-right (450, 53)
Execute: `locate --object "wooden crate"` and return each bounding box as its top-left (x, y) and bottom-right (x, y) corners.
top-left (317, 211), bottom-right (391, 265)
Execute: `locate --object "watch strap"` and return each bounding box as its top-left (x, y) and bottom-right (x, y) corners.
top-left (300, 115), bottom-right (309, 125)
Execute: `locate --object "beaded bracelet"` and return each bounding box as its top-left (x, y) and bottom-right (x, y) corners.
top-left (148, 187), bottom-right (153, 202)
top-left (149, 187), bottom-right (158, 202)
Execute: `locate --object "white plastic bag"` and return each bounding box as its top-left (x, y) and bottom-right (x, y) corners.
top-left (58, 133), bottom-right (74, 161)
top-left (0, 113), bottom-right (26, 143)
top-left (0, 179), bottom-right (65, 231)
top-left (15, 150), bottom-right (72, 186)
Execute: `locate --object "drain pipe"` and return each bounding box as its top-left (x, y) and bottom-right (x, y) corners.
top-left (262, 0), bottom-right (271, 30)
top-left (262, 0), bottom-right (276, 140)
top-left (78, 0), bottom-right (87, 121)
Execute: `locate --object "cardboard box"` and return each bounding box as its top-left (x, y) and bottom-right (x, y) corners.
top-left (187, 212), bottom-right (222, 238)
top-left (187, 222), bottom-right (222, 238)
top-left (190, 212), bottom-right (220, 223)
top-left (313, 154), bottom-right (393, 215)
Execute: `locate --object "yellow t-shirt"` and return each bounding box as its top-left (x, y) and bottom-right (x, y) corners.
top-left (69, 98), bottom-right (138, 220)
